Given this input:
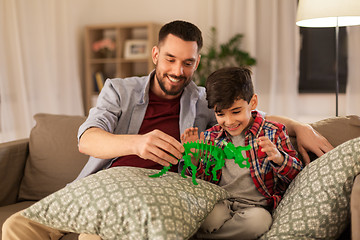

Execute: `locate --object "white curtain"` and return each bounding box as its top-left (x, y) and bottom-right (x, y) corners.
top-left (346, 25), bottom-right (360, 115)
top-left (198, 0), bottom-right (299, 119)
top-left (0, 0), bottom-right (84, 142)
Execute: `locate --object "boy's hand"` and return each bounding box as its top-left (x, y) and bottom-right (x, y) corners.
top-left (257, 136), bottom-right (284, 165)
top-left (181, 127), bottom-right (204, 143)
top-left (180, 127), bottom-right (205, 166)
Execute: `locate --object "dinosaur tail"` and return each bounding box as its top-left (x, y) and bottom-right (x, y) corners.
top-left (149, 164), bottom-right (172, 178)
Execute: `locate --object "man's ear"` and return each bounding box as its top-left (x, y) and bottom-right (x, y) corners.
top-left (250, 94), bottom-right (258, 110)
top-left (195, 54), bottom-right (201, 70)
top-left (152, 46), bottom-right (159, 65)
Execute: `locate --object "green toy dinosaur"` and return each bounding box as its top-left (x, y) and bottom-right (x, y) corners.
top-left (149, 140), bottom-right (251, 185)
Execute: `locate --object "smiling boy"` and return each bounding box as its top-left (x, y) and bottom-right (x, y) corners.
top-left (180, 66), bottom-right (303, 239)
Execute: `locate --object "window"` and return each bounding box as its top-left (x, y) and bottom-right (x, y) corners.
top-left (299, 27), bottom-right (348, 93)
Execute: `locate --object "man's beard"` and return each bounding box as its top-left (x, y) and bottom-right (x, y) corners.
top-left (155, 69), bottom-right (192, 96)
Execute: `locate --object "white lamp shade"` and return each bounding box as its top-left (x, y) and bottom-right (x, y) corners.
top-left (296, 0), bottom-right (360, 27)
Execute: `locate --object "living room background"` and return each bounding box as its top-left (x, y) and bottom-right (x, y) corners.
top-left (1, 0), bottom-right (359, 142)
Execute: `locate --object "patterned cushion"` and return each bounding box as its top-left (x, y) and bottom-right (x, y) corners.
top-left (261, 137), bottom-right (360, 240)
top-left (22, 167), bottom-right (230, 240)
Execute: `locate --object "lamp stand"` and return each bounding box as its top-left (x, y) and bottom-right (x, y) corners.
top-left (335, 18), bottom-right (339, 117)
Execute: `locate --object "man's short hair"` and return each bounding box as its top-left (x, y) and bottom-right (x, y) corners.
top-left (158, 20), bottom-right (203, 52)
top-left (206, 67), bottom-right (254, 112)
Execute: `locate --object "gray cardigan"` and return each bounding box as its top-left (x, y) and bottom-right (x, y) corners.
top-left (74, 71), bottom-right (217, 181)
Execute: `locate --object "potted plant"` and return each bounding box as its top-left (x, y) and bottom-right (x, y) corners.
top-left (195, 27), bottom-right (256, 86)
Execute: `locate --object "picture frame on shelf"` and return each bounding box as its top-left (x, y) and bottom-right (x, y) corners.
top-left (124, 39), bottom-right (149, 59)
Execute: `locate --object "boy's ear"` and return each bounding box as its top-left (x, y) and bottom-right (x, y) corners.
top-left (250, 94), bottom-right (258, 110)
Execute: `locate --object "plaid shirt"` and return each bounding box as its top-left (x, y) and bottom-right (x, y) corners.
top-left (188, 111), bottom-right (303, 209)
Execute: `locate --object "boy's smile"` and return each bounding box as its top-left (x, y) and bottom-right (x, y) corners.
top-left (215, 95), bottom-right (258, 136)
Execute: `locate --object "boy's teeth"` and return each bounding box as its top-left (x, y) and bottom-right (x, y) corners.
top-left (228, 124), bottom-right (240, 130)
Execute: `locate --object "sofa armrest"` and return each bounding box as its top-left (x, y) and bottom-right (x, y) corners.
top-left (290, 115), bottom-right (360, 163)
top-left (0, 138), bottom-right (29, 207)
top-left (351, 174), bottom-right (360, 240)
top-left (310, 115), bottom-right (360, 148)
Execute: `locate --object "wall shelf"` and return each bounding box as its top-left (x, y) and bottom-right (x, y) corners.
top-left (83, 22), bottom-right (161, 114)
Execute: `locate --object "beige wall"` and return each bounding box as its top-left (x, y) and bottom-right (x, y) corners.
top-left (70, 0), bottom-right (216, 111)
top-left (70, 0), bottom-right (346, 123)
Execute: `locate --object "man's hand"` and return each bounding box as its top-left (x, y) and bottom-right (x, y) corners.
top-left (79, 128), bottom-right (184, 167)
top-left (265, 115), bottom-right (334, 165)
top-left (293, 123), bottom-right (334, 165)
top-left (135, 129), bottom-right (184, 167)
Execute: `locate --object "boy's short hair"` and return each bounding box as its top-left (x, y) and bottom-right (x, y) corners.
top-left (158, 20), bottom-right (203, 52)
top-left (205, 66), bottom-right (254, 112)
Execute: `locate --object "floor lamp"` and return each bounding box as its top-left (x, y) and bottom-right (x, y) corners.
top-left (296, 0), bottom-right (360, 117)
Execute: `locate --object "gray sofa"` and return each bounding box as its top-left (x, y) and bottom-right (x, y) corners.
top-left (0, 113), bottom-right (359, 240)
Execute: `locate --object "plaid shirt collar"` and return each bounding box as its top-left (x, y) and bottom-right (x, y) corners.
top-left (247, 111), bottom-right (265, 137)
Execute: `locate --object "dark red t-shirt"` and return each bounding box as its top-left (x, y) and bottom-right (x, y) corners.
top-left (111, 90), bottom-right (180, 172)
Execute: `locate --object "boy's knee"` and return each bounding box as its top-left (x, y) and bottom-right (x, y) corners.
top-left (237, 207), bottom-right (272, 238)
top-left (201, 200), bottom-right (231, 233)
